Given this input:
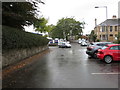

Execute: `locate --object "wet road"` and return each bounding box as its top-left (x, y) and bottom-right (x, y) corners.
top-left (3, 43), bottom-right (120, 88)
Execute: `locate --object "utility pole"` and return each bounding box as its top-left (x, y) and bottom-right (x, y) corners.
top-left (95, 6), bottom-right (108, 41)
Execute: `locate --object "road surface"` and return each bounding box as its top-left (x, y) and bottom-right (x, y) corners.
top-left (3, 43), bottom-right (120, 88)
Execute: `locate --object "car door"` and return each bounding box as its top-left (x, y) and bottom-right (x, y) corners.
top-left (118, 46), bottom-right (120, 60)
top-left (109, 46), bottom-right (119, 60)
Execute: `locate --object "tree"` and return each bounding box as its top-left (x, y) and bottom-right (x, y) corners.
top-left (34, 18), bottom-right (55, 38)
top-left (89, 30), bottom-right (97, 42)
top-left (2, 1), bottom-right (44, 30)
top-left (51, 17), bottom-right (83, 40)
top-left (34, 17), bottom-right (48, 33)
top-left (46, 24), bottom-right (55, 37)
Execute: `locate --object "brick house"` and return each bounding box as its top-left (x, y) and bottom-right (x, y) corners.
top-left (94, 16), bottom-right (120, 42)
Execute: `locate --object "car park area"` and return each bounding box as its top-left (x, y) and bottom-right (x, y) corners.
top-left (3, 43), bottom-right (120, 88)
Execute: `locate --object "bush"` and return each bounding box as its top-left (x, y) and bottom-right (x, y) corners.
top-left (113, 40), bottom-right (120, 44)
top-left (96, 39), bottom-right (100, 42)
top-left (2, 26), bottom-right (49, 50)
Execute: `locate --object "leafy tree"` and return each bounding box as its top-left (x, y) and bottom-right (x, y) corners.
top-left (46, 24), bottom-right (55, 37)
top-left (51, 17), bottom-right (83, 40)
top-left (34, 18), bottom-right (55, 38)
top-left (34, 17), bottom-right (48, 33)
top-left (89, 30), bottom-right (97, 42)
top-left (2, 1), bottom-right (44, 29)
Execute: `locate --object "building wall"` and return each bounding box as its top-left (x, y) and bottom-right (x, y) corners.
top-left (94, 25), bottom-right (119, 42)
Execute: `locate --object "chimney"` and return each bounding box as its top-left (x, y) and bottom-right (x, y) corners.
top-left (112, 15), bottom-right (117, 19)
top-left (95, 18), bottom-right (97, 27)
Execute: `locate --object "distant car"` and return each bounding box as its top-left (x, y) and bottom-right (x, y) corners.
top-left (78, 39), bottom-right (82, 44)
top-left (78, 39), bottom-right (87, 44)
top-left (49, 39), bottom-right (54, 44)
top-left (59, 41), bottom-right (71, 48)
top-left (54, 38), bottom-right (59, 44)
top-left (54, 40), bottom-right (58, 44)
top-left (81, 41), bottom-right (88, 46)
top-left (78, 40), bottom-right (82, 44)
top-left (97, 44), bottom-right (120, 64)
top-left (86, 42), bottom-right (113, 58)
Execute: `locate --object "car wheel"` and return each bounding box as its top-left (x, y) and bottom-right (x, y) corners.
top-left (104, 56), bottom-right (113, 64)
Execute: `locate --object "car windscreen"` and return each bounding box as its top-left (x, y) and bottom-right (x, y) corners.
top-left (101, 46), bottom-right (109, 50)
top-left (96, 42), bottom-right (113, 46)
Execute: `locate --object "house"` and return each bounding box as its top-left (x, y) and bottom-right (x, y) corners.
top-left (94, 15), bottom-right (120, 42)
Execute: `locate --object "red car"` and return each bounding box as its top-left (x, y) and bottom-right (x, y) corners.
top-left (97, 44), bottom-right (120, 63)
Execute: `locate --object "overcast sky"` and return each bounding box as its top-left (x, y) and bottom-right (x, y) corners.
top-left (25, 0), bottom-right (120, 35)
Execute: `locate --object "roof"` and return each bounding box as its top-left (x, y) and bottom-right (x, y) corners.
top-left (98, 19), bottom-right (120, 26)
top-left (107, 44), bottom-right (120, 47)
top-left (93, 42), bottom-right (112, 44)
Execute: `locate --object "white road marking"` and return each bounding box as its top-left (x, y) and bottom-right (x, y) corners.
top-left (91, 73), bottom-right (120, 75)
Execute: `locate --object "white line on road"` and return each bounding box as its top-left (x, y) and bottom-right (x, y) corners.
top-left (91, 73), bottom-right (120, 75)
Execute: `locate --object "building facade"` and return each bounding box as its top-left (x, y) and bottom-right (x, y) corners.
top-left (94, 16), bottom-right (120, 42)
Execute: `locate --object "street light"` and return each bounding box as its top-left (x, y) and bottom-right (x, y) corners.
top-left (95, 6), bottom-right (108, 20)
top-left (95, 6), bottom-right (108, 41)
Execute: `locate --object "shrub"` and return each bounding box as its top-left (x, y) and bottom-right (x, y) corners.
top-left (2, 26), bottom-right (49, 50)
top-left (113, 40), bottom-right (120, 44)
top-left (96, 39), bottom-right (100, 42)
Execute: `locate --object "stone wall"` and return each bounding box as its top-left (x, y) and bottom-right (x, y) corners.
top-left (2, 46), bottom-right (48, 68)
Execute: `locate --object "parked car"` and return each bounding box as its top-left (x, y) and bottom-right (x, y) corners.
top-left (48, 39), bottom-right (54, 44)
top-left (59, 41), bottom-right (71, 48)
top-left (81, 41), bottom-right (88, 46)
top-left (97, 44), bottom-right (120, 64)
top-left (86, 42), bottom-right (112, 58)
top-left (54, 39), bottom-right (59, 44)
top-left (78, 40), bottom-right (82, 44)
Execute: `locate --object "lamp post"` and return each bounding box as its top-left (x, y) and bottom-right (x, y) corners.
top-left (95, 6), bottom-right (108, 20)
top-left (95, 6), bottom-right (108, 41)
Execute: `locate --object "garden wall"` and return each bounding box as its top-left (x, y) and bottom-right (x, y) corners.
top-left (2, 45), bottom-right (48, 68)
top-left (2, 26), bottom-right (49, 68)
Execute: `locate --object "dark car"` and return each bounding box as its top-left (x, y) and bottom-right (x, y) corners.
top-left (86, 42), bottom-right (112, 58)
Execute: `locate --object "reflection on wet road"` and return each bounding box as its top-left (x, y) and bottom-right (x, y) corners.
top-left (3, 43), bottom-right (120, 88)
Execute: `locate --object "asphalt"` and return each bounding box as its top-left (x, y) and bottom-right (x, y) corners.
top-left (2, 43), bottom-right (120, 88)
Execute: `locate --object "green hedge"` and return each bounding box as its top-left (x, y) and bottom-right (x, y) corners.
top-left (113, 40), bottom-right (120, 44)
top-left (2, 26), bottom-right (49, 50)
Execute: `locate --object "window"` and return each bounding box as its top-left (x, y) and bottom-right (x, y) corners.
top-left (102, 35), bottom-right (106, 40)
top-left (96, 44), bottom-right (102, 46)
top-left (100, 27), bottom-right (102, 32)
top-left (110, 34), bottom-right (113, 36)
top-left (115, 26), bottom-right (117, 31)
top-left (102, 26), bottom-right (105, 32)
top-left (119, 46), bottom-right (120, 50)
top-left (119, 26), bottom-right (120, 31)
top-left (110, 26), bottom-right (113, 32)
top-left (102, 46), bottom-right (108, 50)
top-left (110, 46), bottom-right (119, 50)
top-left (106, 26), bottom-right (108, 32)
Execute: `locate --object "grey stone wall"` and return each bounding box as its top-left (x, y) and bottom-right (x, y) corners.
top-left (2, 46), bottom-right (48, 68)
